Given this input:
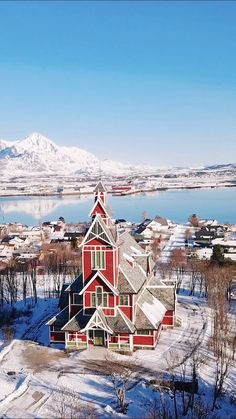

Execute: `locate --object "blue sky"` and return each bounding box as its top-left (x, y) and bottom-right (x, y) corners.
top-left (0, 1), bottom-right (236, 167)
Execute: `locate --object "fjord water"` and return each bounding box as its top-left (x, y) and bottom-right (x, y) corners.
top-left (0, 188), bottom-right (236, 225)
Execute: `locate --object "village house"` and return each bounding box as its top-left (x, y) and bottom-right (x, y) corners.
top-left (133, 216), bottom-right (173, 254)
top-left (212, 235), bottom-right (236, 261)
top-left (194, 224), bottom-right (227, 248)
top-left (47, 181), bottom-right (176, 351)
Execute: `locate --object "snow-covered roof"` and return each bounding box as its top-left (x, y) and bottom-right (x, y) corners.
top-left (212, 238), bottom-right (236, 247)
top-left (136, 289), bottom-right (166, 329)
top-left (119, 257), bottom-right (146, 293)
top-left (141, 299), bottom-right (166, 327)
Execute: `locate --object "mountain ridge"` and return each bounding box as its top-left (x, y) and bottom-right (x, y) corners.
top-left (0, 132), bottom-right (235, 177)
top-left (0, 132), bottom-right (154, 177)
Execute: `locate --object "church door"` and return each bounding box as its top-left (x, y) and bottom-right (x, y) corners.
top-left (94, 330), bottom-right (105, 346)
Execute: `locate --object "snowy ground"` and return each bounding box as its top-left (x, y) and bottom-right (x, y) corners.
top-left (0, 224), bottom-right (235, 417)
top-left (0, 293), bottom-right (235, 418)
top-left (159, 223), bottom-right (188, 263)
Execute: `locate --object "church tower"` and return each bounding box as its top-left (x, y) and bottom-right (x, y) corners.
top-left (80, 181), bottom-right (119, 316)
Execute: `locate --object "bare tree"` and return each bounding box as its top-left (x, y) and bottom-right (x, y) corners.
top-left (151, 235), bottom-right (162, 262)
top-left (105, 352), bottom-right (137, 414)
top-left (145, 396), bottom-right (173, 419)
top-left (188, 214), bottom-right (200, 228)
top-left (206, 265), bottom-right (236, 410)
top-left (3, 324), bottom-right (15, 342)
top-left (52, 387), bottom-right (97, 419)
top-left (187, 255), bottom-right (201, 296)
top-left (170, 248), bottom-right (187, 293)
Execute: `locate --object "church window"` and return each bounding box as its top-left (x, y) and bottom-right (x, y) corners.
top-left (137, 330), bottom-right (150, 335)
top-left (90, 288), bottom-right (108, 307)
top-left (96, 286), bottom-right (103, 306)
top-left (103, 293), bottom-right (108, 307)
top-left (119, 295), bottom-right (129, 306)
top-left (91, 249), bottom-right (106, 269)
top-left (73, 293), bottom-right (81, 304)
top-left (91, 293), bottom-right (96, 307)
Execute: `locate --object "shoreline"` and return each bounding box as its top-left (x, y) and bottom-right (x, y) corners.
top-left (0, 183), bottom-right (236, 199)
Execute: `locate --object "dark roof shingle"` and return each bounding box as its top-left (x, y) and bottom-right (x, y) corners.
top-left (62, 308), bottom-right (95, 331)
top-left (65, 273), bottom-right (83, 293)
top-left (107, 309), bottom-right (135, 333)
top-left (46, 306), bottom-right (69, 328)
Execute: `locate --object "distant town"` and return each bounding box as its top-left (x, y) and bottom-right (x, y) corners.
top-left (1, 200), bottom-right (236, 273)
top-left (1, 167), bottom-right (236, 198)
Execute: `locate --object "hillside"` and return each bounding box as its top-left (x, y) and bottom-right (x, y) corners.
top-left (0, 132), bottom-right (148, 177)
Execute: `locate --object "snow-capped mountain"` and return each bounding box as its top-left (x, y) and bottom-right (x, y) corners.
top-left (0, 139), bottom-right (15, 151)
top-left (0, 132), bottom-right (144, 177)
top-left (204, 163), bottom-right (236, 171)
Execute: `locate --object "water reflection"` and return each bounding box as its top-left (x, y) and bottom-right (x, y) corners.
top-left (0, 195), bottom-right (91, 224)
top-left (0, 188), bottom-right (235, 225)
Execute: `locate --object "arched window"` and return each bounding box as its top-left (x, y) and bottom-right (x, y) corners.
top-left (90, 287), bottom-right (108, 307)
top-left (96, 287), bottom-right (103, 306)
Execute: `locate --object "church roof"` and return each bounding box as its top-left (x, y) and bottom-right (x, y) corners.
top-left (65, 273), bottom-right (83, 293)
top-left (46, 306), bottom-right (69, 328)
top-left (134, 305), bottom-right (155, 330)
top-left (62, 308), bottom-right (96, 332)
top-left (119, 257), bottom-right (146, 293)
top-left (89, 197), bottom-right (112, 218)
top-left (119, 231), bottom-right (144, 257)
top-left (136, 289), bottom-right (166, 328)
top-left (93, 181), bottom-right (107, 193)
top-left (147, 275), bottom-right (164, 287)
top-left (147, 276), bottom-right (175, 311)
top-left (106, 308), bottom-right (135, 333)
top-left (117, 269), bottom-right (136, 294)
top-left (133, 254), bottom-right (154, 276)
top-left (83, 215), bottom-right (117, 247)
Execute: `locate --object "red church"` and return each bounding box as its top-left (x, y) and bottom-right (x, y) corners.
top-left (47, 181), bottom-right (176, 351)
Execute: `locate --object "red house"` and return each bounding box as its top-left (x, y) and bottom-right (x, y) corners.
top-left (47, 181), bottom-right (176, 351)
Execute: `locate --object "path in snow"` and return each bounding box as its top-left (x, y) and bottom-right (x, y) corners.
top-left (159, 224), bottom-right (187, 263)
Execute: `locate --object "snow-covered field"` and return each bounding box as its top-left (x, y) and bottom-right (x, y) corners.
top-left (0, 216), bottom-right (236, 417)
top-left (0, 293), bottom-right (235, 418)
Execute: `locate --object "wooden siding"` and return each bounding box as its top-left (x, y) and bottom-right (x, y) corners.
top-left (103, 308), bottom-right (115, 316)
top-left (162, 310), bottom-right (174, 326)
top-left (133, 334), bottom-right (154, 346)
top-left (67, 332), bottom-right (87, 342)
top-left (84, 293), bottom-right (90, 306)
top-left (50, 331), bottom-right (65, 343)
top-left (85, 277), bottom-right (111, 293)
top-left (83, 248), bottom-right (116, 285)
top-left (119, 306), bottom-right (132, 320)
top-left (91, 201), bottom-right (106, 217)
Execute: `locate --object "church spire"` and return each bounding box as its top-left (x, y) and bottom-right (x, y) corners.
top-left (93, 180), bottom-right (107, 205)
